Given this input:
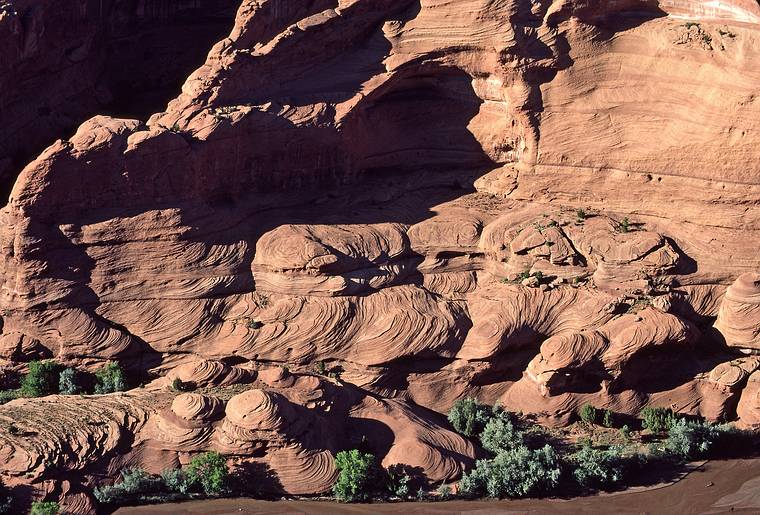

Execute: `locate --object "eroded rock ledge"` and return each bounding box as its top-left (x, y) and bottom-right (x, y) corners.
top-left (0, 0), bottom-right (759, 512)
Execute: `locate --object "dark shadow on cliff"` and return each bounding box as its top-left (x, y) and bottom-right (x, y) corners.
top-left (607, 338), bottom-right (742, 401)
top-left (99, 3), bottom-right (240, 121)
top-left (231, 461), bottom-right (284, 497)
top-left (0, 1), bottom-right (241, 204)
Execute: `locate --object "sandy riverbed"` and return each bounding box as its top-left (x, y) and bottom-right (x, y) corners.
top-left (117, 458), bottom-right (760, 514)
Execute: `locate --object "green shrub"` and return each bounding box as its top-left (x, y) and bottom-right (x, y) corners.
top-left (516, 270), bottom-right (532, 282)
top-left (119, 467), bottom-right (163, 493)
top-left (640, 407), bottom-right (677, 434)
top-left (619, 217), bottom-right (630, 233)
top-left (171, 378), bottom-right (188, 392)
top-left (316, 361), bottom-right (327, 375)
top-left (576, 209), bottom-right (586, 222)
top-left (385, 464), bottom-right (412, 499)
top-left (29, 501), bottom-right (59, 515)
top-left (459, 445), bottom-right (561, 498)
top-left (619, 425), bottom-right (631, 442)
top-left (448, 398), bottom-right (494, 438)
top-left (92, 484), bottom-right (125, 505)
top-left (0, 389), bottom-right (19, 405)
top-left (436, 483), bottom-right (451, 499)
top-left (94, 361), bottom-right (126, 394)
top-left (93, 467), bottom-right (163, 504)
top-left (664, 420), bottom-right (721, 460)
top-left (480, 413), bottom-right (523, 454)
top-left (571, 444), bottom-right (627, 489)
top-left (246, 318), bottom-right (263, 330)
top-left (186, 452), bottom-right (229, 495)
top-left (58, 368), bottom-right (81, 395)
top-left (20, 360), bottom-right (61, 397)
top-left (602, 410), bottom-right (614, 428)
top-left (161, 468), bottom-right (190, 494)
top-left (332, 449), bottom-right (381, 502)
top-left (578, 404), bottom-right (597, 425)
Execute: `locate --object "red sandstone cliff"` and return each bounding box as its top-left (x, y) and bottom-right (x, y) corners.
top-left (0, 0), bottom-right (759, 512)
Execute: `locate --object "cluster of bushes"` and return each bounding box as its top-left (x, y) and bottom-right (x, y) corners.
top-left (0, 360), bottom-right (126, 404)
top-left (579, 403), bottom-right (751, 463)
top-left (569, 443), bottom-right (638, 490)
top-left (447, 397), bottom-right (494, 438)
top-left (640, 406), bottom-right (677, 434)
top-left (94, 452), bottom-right (229, 507)
top-left (449, 399), bottom-right (745, 500)
top-left (460, 443), bottom-right (562, 498)
top-left (659, 418), bottom-right (752, 462)
top-left (453, 404), bottom-right (566, 498)
top-left (331, 450), bottom-right (427, 502)
top-left (577, 404), bottom-right (615, 428)
top-left (575, 402), bottom-right (748, 462)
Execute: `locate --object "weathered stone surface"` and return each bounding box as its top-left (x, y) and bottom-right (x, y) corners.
top-left (0, 0), bottom-right (759, 511)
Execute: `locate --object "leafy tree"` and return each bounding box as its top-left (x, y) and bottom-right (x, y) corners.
top-left (161, 468), bottom-right (190, 494)
top-left (459, 445), bottom-right (561, 498)
top-left (119, 468), bottom-right (162, 493)
top-left (578, 404), bottom-right (597, 425)
top-left (571, 444), bottom-right (626, 489)
top-left (385, 464), bottom-right (412, 498)
top-left (480, 413), bottom-right (523, 454)
top-left (93, 483), bottom-right (122, 505)
top-left (20, 361), bottom-right (61, 397)
top-left (448, 398), bottom-right (494, 438)
top-left (29, 501), bottom-right (59, 515)
top-left (94, 361), bottom-right (126, 394)
top-left (186, 452), bottom-right (229, 495)
top-left (332, 449), bottom-right (381, 502)
top-left (640, 407), bottom-right (677, 434)
top-left (665, 420), bottom-right (720, 460)
top-left (58, 368), bottom-right (81, 395)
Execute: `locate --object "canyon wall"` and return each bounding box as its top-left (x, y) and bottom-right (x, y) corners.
top-left (0, 0), bottom-right (758, 511)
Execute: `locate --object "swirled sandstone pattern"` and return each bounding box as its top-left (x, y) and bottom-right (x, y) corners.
top-left (0, 0), bottom-right (759, 512)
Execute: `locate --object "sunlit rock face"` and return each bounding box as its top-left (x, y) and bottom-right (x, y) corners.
top-left (0, 0), bottom-right (759, 511)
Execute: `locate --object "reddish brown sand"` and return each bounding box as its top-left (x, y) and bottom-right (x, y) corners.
top-left (118, 459), bottom-right (760, 515)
